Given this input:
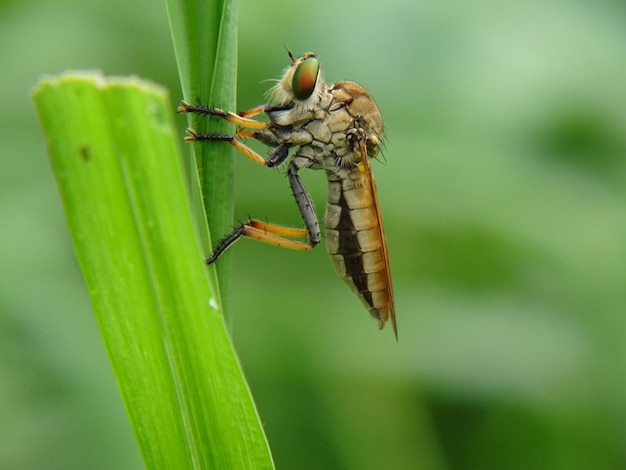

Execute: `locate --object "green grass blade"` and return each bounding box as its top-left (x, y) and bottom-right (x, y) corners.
top-left (33, 73), bottom-right (273, 469)
top-left (166, 0), bottom-right (238, 303)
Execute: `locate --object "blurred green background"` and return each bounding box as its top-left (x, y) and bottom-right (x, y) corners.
top-left (3, 0), bottom-right (626, 468)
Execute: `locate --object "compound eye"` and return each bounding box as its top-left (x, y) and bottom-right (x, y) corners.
top-left (292, 56), bottom-right (319, 101)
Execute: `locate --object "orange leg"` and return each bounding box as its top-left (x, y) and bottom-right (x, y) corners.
top-left (237, 105), bottom-right (267, 119)
top-left (184, 128), bottom-right (271, 165)
top-left (184, 128), bottom-right (290, 168)
top-left (178, 101), bottom-right (270, 129)
top-left (179, 100), bottom-right (320, 263)
top-left (206, 219), bottom-right (314, 264)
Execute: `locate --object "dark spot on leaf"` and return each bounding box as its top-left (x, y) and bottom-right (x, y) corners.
top-left (79, 145), bottom-right (90, 161)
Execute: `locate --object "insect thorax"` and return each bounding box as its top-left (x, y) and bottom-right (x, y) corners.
top-left (266, 81), bottom-right (383, 175)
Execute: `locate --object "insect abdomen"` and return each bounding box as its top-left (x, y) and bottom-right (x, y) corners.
top-left (325, 171), bottom-right (392, 327)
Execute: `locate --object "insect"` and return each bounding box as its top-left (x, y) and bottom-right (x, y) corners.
top-left (179, 51), bottom-right (396, 337)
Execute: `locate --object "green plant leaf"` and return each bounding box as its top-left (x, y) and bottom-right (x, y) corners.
top-left (33, 73), bottom-right (273, 469)
top-left (166, 0), bottom-right (238, 305)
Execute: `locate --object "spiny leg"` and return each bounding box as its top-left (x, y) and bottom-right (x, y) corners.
top-left (205, 162), bottom-right (321, 264)
top-left (178, 100), bottom-right (270, 129)
top-left (181, 102), bottom-right (320, 262)
top-left (179, 100), bottom-right (292, 120)
top-left (206, 220), bottom-right (312, 264)
top-left (185, 129), bottom-right (290, 167)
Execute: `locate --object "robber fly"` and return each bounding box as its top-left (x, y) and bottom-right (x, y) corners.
top-left (179, 51), bottom-right (396, 337)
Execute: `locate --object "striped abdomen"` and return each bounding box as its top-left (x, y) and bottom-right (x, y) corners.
top-left (324, 167), bottom-right (393, 329)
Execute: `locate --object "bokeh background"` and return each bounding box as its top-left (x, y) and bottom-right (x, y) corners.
top-left (3, 0), bottom-right (626, 468)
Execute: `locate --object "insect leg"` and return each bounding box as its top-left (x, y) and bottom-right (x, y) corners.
top-left (205, 160), bottom-right (320, 264)
top-left (182, 102), bottom-right (319, 262)
top-left (178, 100), bottom-right (270, 129)
top-left (206, 220), bottom-right (312, 264)
top-left (185, 128), bottom-right (290, 167)
top-left (287, 159), bottom-right (321, 246)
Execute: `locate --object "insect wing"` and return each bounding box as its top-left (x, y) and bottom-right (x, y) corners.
top-left (358, 141), bottom-right (397, 338)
